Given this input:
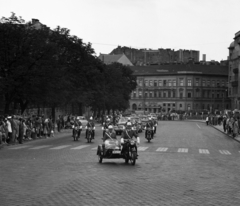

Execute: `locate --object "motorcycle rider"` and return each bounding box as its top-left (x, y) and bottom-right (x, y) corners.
top-left (102, 118), bottom-right (112, 138)
top-left (72, 117), bottom-right (82, 139)
top-left (121, 122), bottom-right (140, 157)
top-left (145, 117), bottom-right (154, 139)
top-left (85, 117), bottom-right (95, 139)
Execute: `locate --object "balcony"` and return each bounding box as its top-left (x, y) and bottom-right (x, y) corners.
top-left (233, 67), bottom-right (239, 74)
top-left (231, 80), bottom-right (238, 87)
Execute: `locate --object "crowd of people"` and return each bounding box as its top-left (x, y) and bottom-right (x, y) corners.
top-left (0, 115), bottom-right (55, 146)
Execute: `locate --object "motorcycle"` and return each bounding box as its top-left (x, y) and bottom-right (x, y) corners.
top-left (73, 125), bottom-right (81, 141)
top-left (123, 139), bottom-right (137, 165)
top-left (145, 127), bottom-right (152, 142)
top-left (87, 127), bottom-right (94, 143)
top-left (97, 138), bottom-right (137, 166)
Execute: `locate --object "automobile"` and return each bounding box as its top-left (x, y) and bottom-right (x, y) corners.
top-left (114, 117), bottom-right (127, 135)
top-left (78, 116), bottom-right (88, 127)
top-left (140, 116), bottom-right (149, 129)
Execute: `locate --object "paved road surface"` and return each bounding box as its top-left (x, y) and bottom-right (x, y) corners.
top-left (1, 121), bottom-right (240, 206)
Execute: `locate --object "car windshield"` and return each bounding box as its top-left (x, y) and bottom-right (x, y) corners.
top-left (118, 118), bottom-right (127, 123)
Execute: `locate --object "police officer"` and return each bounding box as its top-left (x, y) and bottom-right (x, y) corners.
top-left (102, 118), bottom-right (112, 138)
top-left (85, 117), bottom-right (95, 139)
top-left (145, 117), bottom-right (154, 139)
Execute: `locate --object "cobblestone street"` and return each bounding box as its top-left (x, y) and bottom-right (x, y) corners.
top-left (1, 121), bottom-right (240, 206)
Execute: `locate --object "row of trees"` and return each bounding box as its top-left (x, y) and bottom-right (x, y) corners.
top-left (0, 13), bottom-right (137, 120)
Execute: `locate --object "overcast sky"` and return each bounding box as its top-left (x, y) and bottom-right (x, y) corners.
top-left (1, 0), bottom-right (239, 61)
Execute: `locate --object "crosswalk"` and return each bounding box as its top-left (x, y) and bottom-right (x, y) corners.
top-left (7, 145), bottom-right (239, 156)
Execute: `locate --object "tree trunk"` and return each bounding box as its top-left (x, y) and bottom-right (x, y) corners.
top-left (78, 102), bottom-right (82, 116)
top-left (51, 106), bottom-right (56, 125)
top-left (4, 101), bottom-right (10, 115)
top-left (19, 99), bottom-right (29, 115)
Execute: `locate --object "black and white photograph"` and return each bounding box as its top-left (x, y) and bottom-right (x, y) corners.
top-left (1, 0), bottom-right (240, 205)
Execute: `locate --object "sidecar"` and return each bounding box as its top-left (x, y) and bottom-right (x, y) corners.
top-left (97, 139), bottom-right (123, 163)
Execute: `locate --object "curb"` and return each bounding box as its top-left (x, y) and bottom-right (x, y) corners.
top-left (209, 124), bottom-right (240, 144)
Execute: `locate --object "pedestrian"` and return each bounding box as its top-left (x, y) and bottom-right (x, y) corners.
top-left (223, 116), bottom-right (227, 132)
top-left (206, 115), bottom-right (209, 126)
top-left (6, 116), bottom-right (12, 144)
top-left (233, 118), bottom-right (239, 138)
top-left (18, 118), bottom-right (24, 144)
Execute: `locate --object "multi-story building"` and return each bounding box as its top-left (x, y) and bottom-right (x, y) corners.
top-left (130, 64), bottom-right (230, 113)
top-left (228, 30), bottom-right (240, 109)
top-left (110, 46), bottom-right (200, 66)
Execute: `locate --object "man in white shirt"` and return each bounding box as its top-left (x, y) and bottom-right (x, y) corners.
top-left (6, 117), bottom-right (12, 144)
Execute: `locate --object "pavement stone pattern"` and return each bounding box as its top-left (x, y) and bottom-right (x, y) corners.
top-left (1, 121), bottom-right (240, 206)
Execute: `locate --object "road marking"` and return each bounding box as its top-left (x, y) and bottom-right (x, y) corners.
top-left (219, 150), bottom-right (231, 155)
top-left (178, 148), bottom-right (188, 153)
top-left (50, 145), bottom-right (71, 150)
top-left (71, 145), bottom-right (90, 150)
top-left (199, 149), bottom-right (210, 154)
top-left (91, 147), bottom-right (98, 150)
top-left (138, 147), bottom-right (148, 151)
top-left (9, 145), bottom-right (31, 150)
top-left (156, 147), bottom-right (168, 152)
top-left (29, 145), bottom-right (51, 150)
top-left (196, 124), bottom-right (201, 129)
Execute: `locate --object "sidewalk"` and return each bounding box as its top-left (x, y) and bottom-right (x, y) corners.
top-left (211, 124), bottom-right (240, 143)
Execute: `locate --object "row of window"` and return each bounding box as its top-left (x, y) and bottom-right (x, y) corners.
top-left (137, 79), bottom-right (227, 87)
top-left (132, 91), bottom-right (226, 98)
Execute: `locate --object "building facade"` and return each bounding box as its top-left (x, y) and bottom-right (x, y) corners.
top-left (228, 30), bottom-right (240, 109)
top-left (99, 53), bottom-right (133, 66)
top-left (130, 64), bottom-right (230, 113)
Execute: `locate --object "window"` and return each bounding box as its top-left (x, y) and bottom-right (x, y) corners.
top-left (154, 80), bottom-right (157, 87)
top-left (153, 92), bottom-right (157, 97)
top-left (221, 80), bottom-right (225, 87)
top-left (138, 80), bottom-right (142, 86)
top-left (173, 80), bottom-right (176, 86)
top-left (207, 80), bottom-right (210, 86)
top-left (202, 80), bottom-right (206, 86)
top-left (133, 91), bottom-right (136, 98)
top-left (187, 79), bottom-right (192, 86)
top-left (216, 81), bottom-right (220, 87)
top-left (187, 92), bottom-right (192, 98)
top-left (168, 80), bottom-right (172, 86)
top-left (149, 92), bottom-right (153, 97)
top-left (163, 92), bottom-right (166, 98)
top-left (179, 78), bottom-right (184, 86)
top-left (212, 92), bottom-right (214, 98)
top-left (172, 90), bottom-right (175, 98)
top-left (145, 92), bottom-right (148, 97)
top-left (149, 80), bottom-right (153, 87)
top-left (168, 103), bottom-right (170, 107)
top-left (180, 92), bottom-right (183, 98)
top-left (179, 104), bottom-right (182, 108)
top-left (163, 103), bottom-right (166, 106)
top-left (195, 78), bottom-right (199, 86)
top-left (168, 91), bottom-right (171, 97)
top-left (163, 80), bottom-right (167, 86)
top-left (173, 103), bottom-right (175, 107)
top-left (217, 93), bottom-right (219, 98)
top-left (158, 80), bottom-right (162, 86)
top-left (212, 80), bottom-right (215, 87)
top-left (138, 91), bottom-right (142, 98)
top-left (145, 80), bottom-right (148, 86)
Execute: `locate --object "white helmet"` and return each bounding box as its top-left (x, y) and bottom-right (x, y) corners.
top-left (90, 117), bottom-right (93, 120)
top-left (127, 122), bottom-right (132, 126)
top-left (128, 117), bottom-right (131, 121)
top-left (108, 125), bottom-right (113, 129)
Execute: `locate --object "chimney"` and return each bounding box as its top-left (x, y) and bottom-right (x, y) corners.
top-left (202, 54), bottom-right (206, 62)
top-left (32, 19), bottom-right (39, 24)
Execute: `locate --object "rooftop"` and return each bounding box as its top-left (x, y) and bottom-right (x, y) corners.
top-left (131, 64), bottom-right (228, 76)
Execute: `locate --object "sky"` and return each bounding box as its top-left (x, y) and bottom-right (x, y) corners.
top-left (1, 0), bottom-right (239, 61)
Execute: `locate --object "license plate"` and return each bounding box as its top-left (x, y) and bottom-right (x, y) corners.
top-left (113, 151), bottom-right (120, 154)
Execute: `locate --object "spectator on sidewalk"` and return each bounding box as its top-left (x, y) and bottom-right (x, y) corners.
top-left (6, 116), bottom-right (12, 144)
top-left (223, 116), bottom-right (227, 132)
top-left (18, 118), bottom-right (24, 144)
top-left (233, 118), bottom-right (239, 138)
top-left (206, 115), bottom-right (209, 125)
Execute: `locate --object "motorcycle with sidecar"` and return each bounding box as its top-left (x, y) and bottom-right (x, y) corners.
top-left (97, 138), bottom-right (137, 165)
